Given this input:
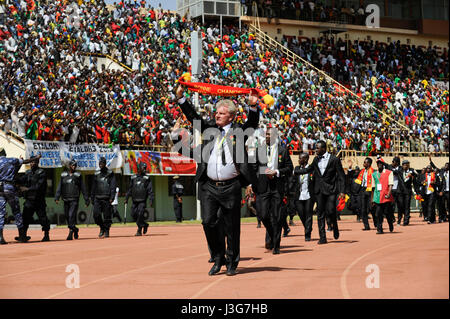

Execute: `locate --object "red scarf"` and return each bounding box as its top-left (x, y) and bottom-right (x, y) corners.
top-left (178, 77), bottom-right (267, 97)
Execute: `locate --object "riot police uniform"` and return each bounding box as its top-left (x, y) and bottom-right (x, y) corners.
top-left (16, 161), bottom-right (50, 241)
top-left (0, 149), bottom-right (30, 244)
top-left (172, 176), bottom-right (184, 223)
top-left (90, 158), bottom-right (116, 238)
top-left (55, 161), bottom-right (89, 240)
top-left (126, 165), bottom-right (154, 236)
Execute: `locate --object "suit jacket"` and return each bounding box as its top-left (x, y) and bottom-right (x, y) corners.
top-left (253, 144), bottom-right (293, 195)
top-left (178, 99), bottom-right (259, 188)
top-left (294, 154), bottom-right (345, 196)
top-left (291, 165), bottom-right (314, 201)
top-left (382, 163), bottom-right (407, 194)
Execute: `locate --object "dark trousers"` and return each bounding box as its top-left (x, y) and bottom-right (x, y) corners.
top-left (375, 202), bottom-right (394, 232)
top-left (280, 200), bottom-right (289, 231)
top-left (23, 199), bottom-right (50, 232)
top-left (360, 190), bottom-right (376, 229)
top-left (256, 189), bottom-right (282, 250)
top-left (0, 192), bottom-right (23, 230)
top-left (400, 192), bottom-right (412, 224)
top-left (131, 201), bottom-right (148, 228)
top-left (201, 180), bottom-right (241, 269)
top-left (174, 199), bottom-right (183, 222)
top-left (295, 198), bottom-right (313, 239)
top-left (64, 200), bottom-right (78, 230)
top-left (392, 191), bottom-right (405, 224)
top-left (423, 193), bottom-right (436, 222)
top-left (315, 193), bottom-right (338, 241)
top-left (443, 192), bottom-right (449, 220)
top-left (437, 192), bottom-right (449, 221)
top-left (93, 198), bottom-right (112, 230)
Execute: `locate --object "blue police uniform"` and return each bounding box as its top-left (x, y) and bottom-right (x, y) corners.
top-left (0, 156), bottom-right (24, 231)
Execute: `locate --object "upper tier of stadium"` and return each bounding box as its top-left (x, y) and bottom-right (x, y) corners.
top-left (0, 0), bottom-right (448, 156)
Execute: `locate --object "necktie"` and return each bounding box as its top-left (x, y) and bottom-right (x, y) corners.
top-left (219, 128), bottom-right (226, 166)
top-left (318, 155), bottom-right (324, 160)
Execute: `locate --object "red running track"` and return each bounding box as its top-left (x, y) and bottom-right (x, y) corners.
top-left (0, 213), bottom-right (447, 299)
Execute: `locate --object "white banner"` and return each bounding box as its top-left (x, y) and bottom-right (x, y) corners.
top-left (24, 140), bottom-right (123, 170)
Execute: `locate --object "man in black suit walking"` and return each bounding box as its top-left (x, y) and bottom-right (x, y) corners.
top-left (251, 127), bottom-right (293, 254)
top-left (292, 152), bottom-right (315, 241)
top-left (294, 141), bottom-right (345, 244)
top-left (175, 86), bottom-right (259, 276)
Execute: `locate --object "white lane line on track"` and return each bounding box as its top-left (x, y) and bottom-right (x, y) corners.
top-left (43, 251), bottom-right (211, 299)
top-left (0, 241), bottom-right (195, 280)
top-left (340, 232), bottom-right (446, 299)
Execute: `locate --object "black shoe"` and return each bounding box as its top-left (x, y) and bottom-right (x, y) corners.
top-left (73, 227), bottom-right (79, 239)
top-left (99, 229), bottom-right (105, 238)
top-left (333, 227), bottom-right (339, 240)
top-left (318, 238), bottom-right (327, 245)
top-left (265, 241), bottom-right (273, 250)
top-left (66, 230), bottom-right (73, 240)
top-left (208, 258), bottom-right (214, 263)
top-left (41, 231), bottom-right (50, 242)
top-left (305, 236), bottom-right (311, 242)
top-left (356, 217), bottom-right (361, 222)
top-left (376, 230), bottom-right (384, 234)
top-left (273, 248), bottom-right (280, 255)
top-left (289, 220), bottom-right (295, 226)
top-left (326, 226), bottom-right (332, 232)
top-left (208, 262), bottom-right (222, 276)
top-left (143, 224), bottom-right (149, 235)
top-left (226, 267), bottom-right (237, 276)
top-left (256, 222), bottom-right (261, 228)
top-left (363, 226), bottom-right (371, 231)
top-left (0, 230), bottom-right (6, 245)
top-left (389, 223), bottom-right (394, 232)
top-left (15, 227), bottom-right (30, 243)
top-left (438, 220), bottom-right (443, 223)
top-left (135, 227), bottom-right (142, 236)
top-left (104, 229), bottom-right (110, 238)
top-left (283, 227), bottom-right (291, 237)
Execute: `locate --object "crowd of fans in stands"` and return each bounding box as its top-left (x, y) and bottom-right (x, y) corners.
top-left (0, 0), bottom-right (448, 156)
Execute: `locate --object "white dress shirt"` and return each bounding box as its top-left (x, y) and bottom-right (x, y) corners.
top-left (445, 171), bottom-right (449, 192)
top-left (426, 174), bottom-right (433, 195)
top-left (318, 152), bottom-right (331, 175)
top-left (298, 165), bottom-right (311, 200)
top-left (207, 123), bottom-right (239, 181)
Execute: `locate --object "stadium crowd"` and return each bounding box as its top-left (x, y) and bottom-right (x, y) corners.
top-left (0, 0), bottom-right (448, 156)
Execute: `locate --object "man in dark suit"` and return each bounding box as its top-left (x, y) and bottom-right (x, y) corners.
top-left (400, 160), bottom-right (418, 225)
top-left (251, 127), bottom-right (293, 254)
top-left (430, 158), bottom-right (449, 223)
top-left (292, 152), bottom-right (315, 241)
top-left (380, 156), bottom-right (406, 225)
top-left (175, 86), bottom-right (259, 276)
top-left (294, 140), bottom-right (345, 244)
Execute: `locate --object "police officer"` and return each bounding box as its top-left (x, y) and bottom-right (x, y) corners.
top-left (172, 175), bottom-right (184, 223)
top-left (0, 149), bottom-right (40, 244)
top-left (90, 157), bottom-right (116, 238)
top-left (125, 162), bottom-right (154, 236)
top-left (16, 156), bottom-right (50, 242)
top-left (55, 160), bottom-right (90, 240)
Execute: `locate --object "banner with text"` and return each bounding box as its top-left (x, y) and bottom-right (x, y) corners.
top-left (122, 150), bottom-right (196, 176)
top-left (24, 140), bottom-right (123, 170)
